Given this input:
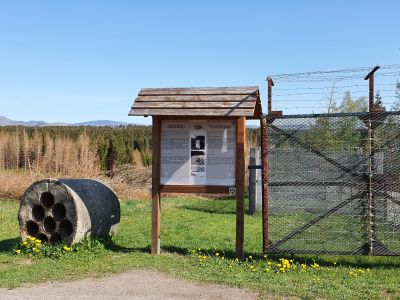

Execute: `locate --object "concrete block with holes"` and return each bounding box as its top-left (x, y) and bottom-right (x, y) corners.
top-left (18, 179), bottom-right (120, 244)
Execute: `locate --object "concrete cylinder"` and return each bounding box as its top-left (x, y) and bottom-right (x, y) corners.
top-left (18, 179), bottom-right (120, 245)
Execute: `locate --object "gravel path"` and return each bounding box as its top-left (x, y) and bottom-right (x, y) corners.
top-left (0, 270), bottom-right (259, 299)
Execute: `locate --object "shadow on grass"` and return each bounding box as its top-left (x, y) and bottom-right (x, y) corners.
top-left (144, 243), bottom-right (400, 269)
top-left (0, 237), bottom-right (20, 253)
top-left (180, 206), bottom-right (239, 215)
top-left (99, 237), bottom-right (150, 254)
top-left (263, 252), bottom-right (400, 269)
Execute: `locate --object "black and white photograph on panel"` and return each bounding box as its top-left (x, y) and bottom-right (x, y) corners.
top-left (191, 150), bottom-right (205, 166)
top-left (191, 135), bottom-right (205, 150)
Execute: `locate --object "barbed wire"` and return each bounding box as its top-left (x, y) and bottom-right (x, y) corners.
top-left (274, 89), bottom-right (395, 97)
top-left (266, 64), bottom-right (400, 114)
top-left (267, 64), bottom-right (400, 82)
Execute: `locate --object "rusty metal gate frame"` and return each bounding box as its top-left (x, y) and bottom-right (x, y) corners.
top-left (261, 110), bottom-right (400, 256)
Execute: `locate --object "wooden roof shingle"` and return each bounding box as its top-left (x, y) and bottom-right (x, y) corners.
top-left (129, 86), bottom-right (262, 119)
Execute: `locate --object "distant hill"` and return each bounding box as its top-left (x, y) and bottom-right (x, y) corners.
top-left (73, 120), bottom-right (131, 126)
top-left (0, 115), bottom-right (264, 128)
top-left (0, 116), bottom-right (134, 127)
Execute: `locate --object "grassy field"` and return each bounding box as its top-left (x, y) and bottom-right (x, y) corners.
top-left (1, 197), bottom-right (400, 299)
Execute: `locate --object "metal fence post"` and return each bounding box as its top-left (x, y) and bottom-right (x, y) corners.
top-left (249, 147), bottom-right (261, 215)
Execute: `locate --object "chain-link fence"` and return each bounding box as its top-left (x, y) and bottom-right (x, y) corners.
top-left (264, 111), bottom-right (400, 256)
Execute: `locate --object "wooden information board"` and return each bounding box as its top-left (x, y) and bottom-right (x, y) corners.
top-left (129, 86), bottom-right (262, 259)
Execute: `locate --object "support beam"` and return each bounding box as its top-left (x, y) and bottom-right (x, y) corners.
top-left (364, 66), bottom-right (380, 112)
top-left (151, 116), bottom-right (161, 255)
top-left (364, 66), bottom-right (380, 254)
top-left (267, 77), bottom-right (274, 114)
top-left (235, 116), bottom-right (246, 259)
top-left (260, 117), bottom-right (269, 253)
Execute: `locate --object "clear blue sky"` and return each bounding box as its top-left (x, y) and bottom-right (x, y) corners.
top-left (0, 0), bottom-right (399, 125)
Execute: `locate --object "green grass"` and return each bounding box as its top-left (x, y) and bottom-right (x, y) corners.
top-left (1, 197), bottom-right (400, 299)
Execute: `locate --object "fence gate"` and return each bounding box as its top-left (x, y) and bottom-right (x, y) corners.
top-left (265, 111), bottom-right (400, 255)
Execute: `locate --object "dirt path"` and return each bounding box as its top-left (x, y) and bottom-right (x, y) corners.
top-left (0, 270), bottom-right (259, 300)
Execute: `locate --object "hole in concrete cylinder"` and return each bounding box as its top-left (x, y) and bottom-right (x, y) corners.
top-left (52, 203), bottom-right (66, 221)
top-left (26, 221), bottom-right (39, 237)
top-left (43, 216), bottom-right (56, 234)
top-left (59, 220), bottom-right (74, 237)
top-left (40, 192), bottom-right (55, 209)
top-left (50, 233), bottom-right (62, 244)
top-left (32, 205), bottom-right (45, 221)
top-left (37, 233), bottom-right (48, 243)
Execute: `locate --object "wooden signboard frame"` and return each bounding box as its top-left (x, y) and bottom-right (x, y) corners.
top-left (151, 115), bottom-right (246, 258)
top-left (129, 86), bottom-right (261, 260)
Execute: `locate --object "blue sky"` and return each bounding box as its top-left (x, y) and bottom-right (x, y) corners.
top-left (0, 0), bottom-right (399, 125)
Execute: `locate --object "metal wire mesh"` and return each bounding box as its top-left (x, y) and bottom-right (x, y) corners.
top-left (266, 111), bottom-right (400, 256)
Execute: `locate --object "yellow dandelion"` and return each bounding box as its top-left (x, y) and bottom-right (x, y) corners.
top-left (15, 249), bottom-right (21, 254)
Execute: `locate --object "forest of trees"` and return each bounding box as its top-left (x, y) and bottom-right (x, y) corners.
top-left (1, 84), bottom-right (398, 177)
top-left (0, 125), bottom-right (152, 176)
top-left (0, 124), bottom-right (260, 176)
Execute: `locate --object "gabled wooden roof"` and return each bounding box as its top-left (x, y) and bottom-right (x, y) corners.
top-left (129, 86), bottom-right (262, 119)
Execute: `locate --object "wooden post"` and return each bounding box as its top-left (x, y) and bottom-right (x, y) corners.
top-left (364, 66), bottom-right (380, 254)
top-left (364, 66), bottom-right (380, 112)
top-left (151, 116), bottom-right (161, 255)
top-left (267, 78), bottom-right (274, 114)
top-left (369, 74), bottom-right (374, 112)
top-left (260, 117), bottom-right (269, 253)
top-left (235, 116), bottom-right (246, 259)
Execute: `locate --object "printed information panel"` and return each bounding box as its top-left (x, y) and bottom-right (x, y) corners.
top-left (160, 120), bottom-right (236, 186)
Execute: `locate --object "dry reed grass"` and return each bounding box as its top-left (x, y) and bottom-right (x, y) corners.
top-left (0, 167), bottom-right (151, 201)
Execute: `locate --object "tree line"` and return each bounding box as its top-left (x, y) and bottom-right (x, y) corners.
top-left (0, 124), bottom-right (261, 176)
